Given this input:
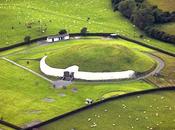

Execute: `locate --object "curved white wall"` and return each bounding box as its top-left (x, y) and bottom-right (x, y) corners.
top-left (40, 56), bottom-right (135, 81)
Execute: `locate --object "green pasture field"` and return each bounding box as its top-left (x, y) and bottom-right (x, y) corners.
top-left (0, 0), bottom-right (175, 53)
top-left (147, 0), bottom-right (175, 12)
top-left (0, 38), bottom-right (156, 129)
top-left (154, 22), bottom-right (175, 36)
top-left (0, 58), bottom-right (154, 128)
top-left (40, 90), bottom-right (175, 130)
top-left (147, 0), bottom-right (175, 42)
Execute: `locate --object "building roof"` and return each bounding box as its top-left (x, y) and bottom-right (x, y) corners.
top-left (47, 34), bottom-right (69, 39)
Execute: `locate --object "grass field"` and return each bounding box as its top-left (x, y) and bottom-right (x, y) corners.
top-left (0, 0), bottom-right (174, 129)
top-left (147, 0), bottom-right (175, 36)
top-left (45, 42), bottom-right (155, 73)
top-left (4, 38), bottom-right (154, 76)
top-left (0, 58), bottom-right (154, 128)
top-left (0, 0), bottom-right (175, 54)
top-left (147, 0), bottom-right (175, 12)
top-left (154, 22), bottom-right (175, 36)
top-left (39, 90), bottom-right (175, 130)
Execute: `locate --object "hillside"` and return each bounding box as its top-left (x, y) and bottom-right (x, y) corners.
top-left (39, 90), bottom-right (175, 130)
top-left (0, 0), bottom-right (175, 53)
top-left (46, 42), bottom-right (155, 72)
top-left (147, 0), bottom-right (175, 12)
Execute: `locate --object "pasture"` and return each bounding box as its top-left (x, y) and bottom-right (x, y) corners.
top-left (0, 0), bottom-right (175, 54)
top-left (147, 0), bottom-right (175, 12)
top-left (39, 90), bottom-right (175, 130)
top-left (0, 58), bottom-right (153, 128)
top-left (0, 38), bottom-right (156, 129)
top-left (155, 22), bottom-right (175, 36)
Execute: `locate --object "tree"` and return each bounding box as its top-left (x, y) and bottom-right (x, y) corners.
top-left (24, 36), bottom-right (31, 44)
top-left (80, 27), bottom-right (88, 34)
top-left (59, 29), bottom-right (67, 35)
top-left (118, 0), bottom-right (137, 18)
top-left (132, 7), bottom-right (155, 29)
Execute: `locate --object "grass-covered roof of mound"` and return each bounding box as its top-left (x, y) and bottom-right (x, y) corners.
top-left (46, 43), bottom-right (155, 72)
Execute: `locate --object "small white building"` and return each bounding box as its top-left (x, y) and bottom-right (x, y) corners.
top-left (47, 34), bottom-right (70, 43)
top-left (110, 33), bottom-right (118, 38)
top-left (85, 98), bottom-right (93, 105)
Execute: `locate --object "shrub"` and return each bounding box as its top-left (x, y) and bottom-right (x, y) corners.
top-left (59, 29), bottom-right (67, 35)
top-left (24, 36), bottom-right (31, 44)
top-left (80, 27), bottom-right (88, 34)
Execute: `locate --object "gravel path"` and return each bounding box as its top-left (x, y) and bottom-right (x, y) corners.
top-left (137, 53), bottom-right (165, 80)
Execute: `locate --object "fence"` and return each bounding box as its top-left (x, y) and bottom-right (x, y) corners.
top-left (1, 33), bottom-right (175, 57)
top-left (24, 87), bottom-right (175, 130)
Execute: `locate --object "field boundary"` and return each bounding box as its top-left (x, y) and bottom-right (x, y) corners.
top-left (1, 33), bottom-right (175, 57)
top-left (0, 120), bottom-right (22, 130)
top-left (23, 87), bottom-right (175, 130)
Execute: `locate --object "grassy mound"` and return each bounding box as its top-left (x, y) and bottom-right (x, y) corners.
top-left (46, 43), bottom-right (155, 72)
top-left (39, 90), bottom-right (175, 130)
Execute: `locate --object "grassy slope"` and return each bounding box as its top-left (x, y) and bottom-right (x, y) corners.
top-left (46, 42), bottom-right (155, 72)
top-left (0, 0), bottom-right (175, 53)
top-left (6, 39), bottom-right (155, 74)
top-left (40, 90), bottom-right (175, 130)
top-left (155, 22), bottom-right (175, 36)
top-left (0, 58), bottom-right (154, 127)
top-left (147, 0), bottom-right (175, 36)
top-left (147, 0), bottom-right (175, 12)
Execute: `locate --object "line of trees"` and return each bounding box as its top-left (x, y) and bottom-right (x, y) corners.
top-left (112, 0), bottom-right (175, 44)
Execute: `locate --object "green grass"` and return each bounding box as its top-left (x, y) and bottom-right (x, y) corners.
top-left (0, 57), bottom-right (154, 128)
top-left (154, 22), bottom-right (175, 36)
top-left (45, 42), bottom-right (155, 72)
top-left (147, 0), bottom-right (175, 36)
top-left (40, 90), bottom-right (175, 130)
top-left (147, 0), bottom-right (175, 12)
top-left (4, 39), bottom-right (154, 75)
top-left (0, 0), bottom-right (175, 54)
top-left (147, 52), bottom-right (175, 87)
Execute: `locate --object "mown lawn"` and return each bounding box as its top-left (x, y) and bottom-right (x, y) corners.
top-left (0, 0), bottom-right (175, 53)
top-left (40, 90), bottom-right (175, 130)
top-left (0, 58), bottom-right (154, 129)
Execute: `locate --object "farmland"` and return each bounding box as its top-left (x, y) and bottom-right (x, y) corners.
top-left (0, 0), bottom-right (175, 54)
top-left (0, 57), bottom-right (154, 128)
top-left (0, 37), bottom-right (157, 129)
top-left (39, 90), bottom-right (175, 130)
top-left (0, 0), bottom-right (175, 130)
top-left (155, 22), bottom-right (175, 36)
top-left (147, 0), bottom-right (175, 12)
